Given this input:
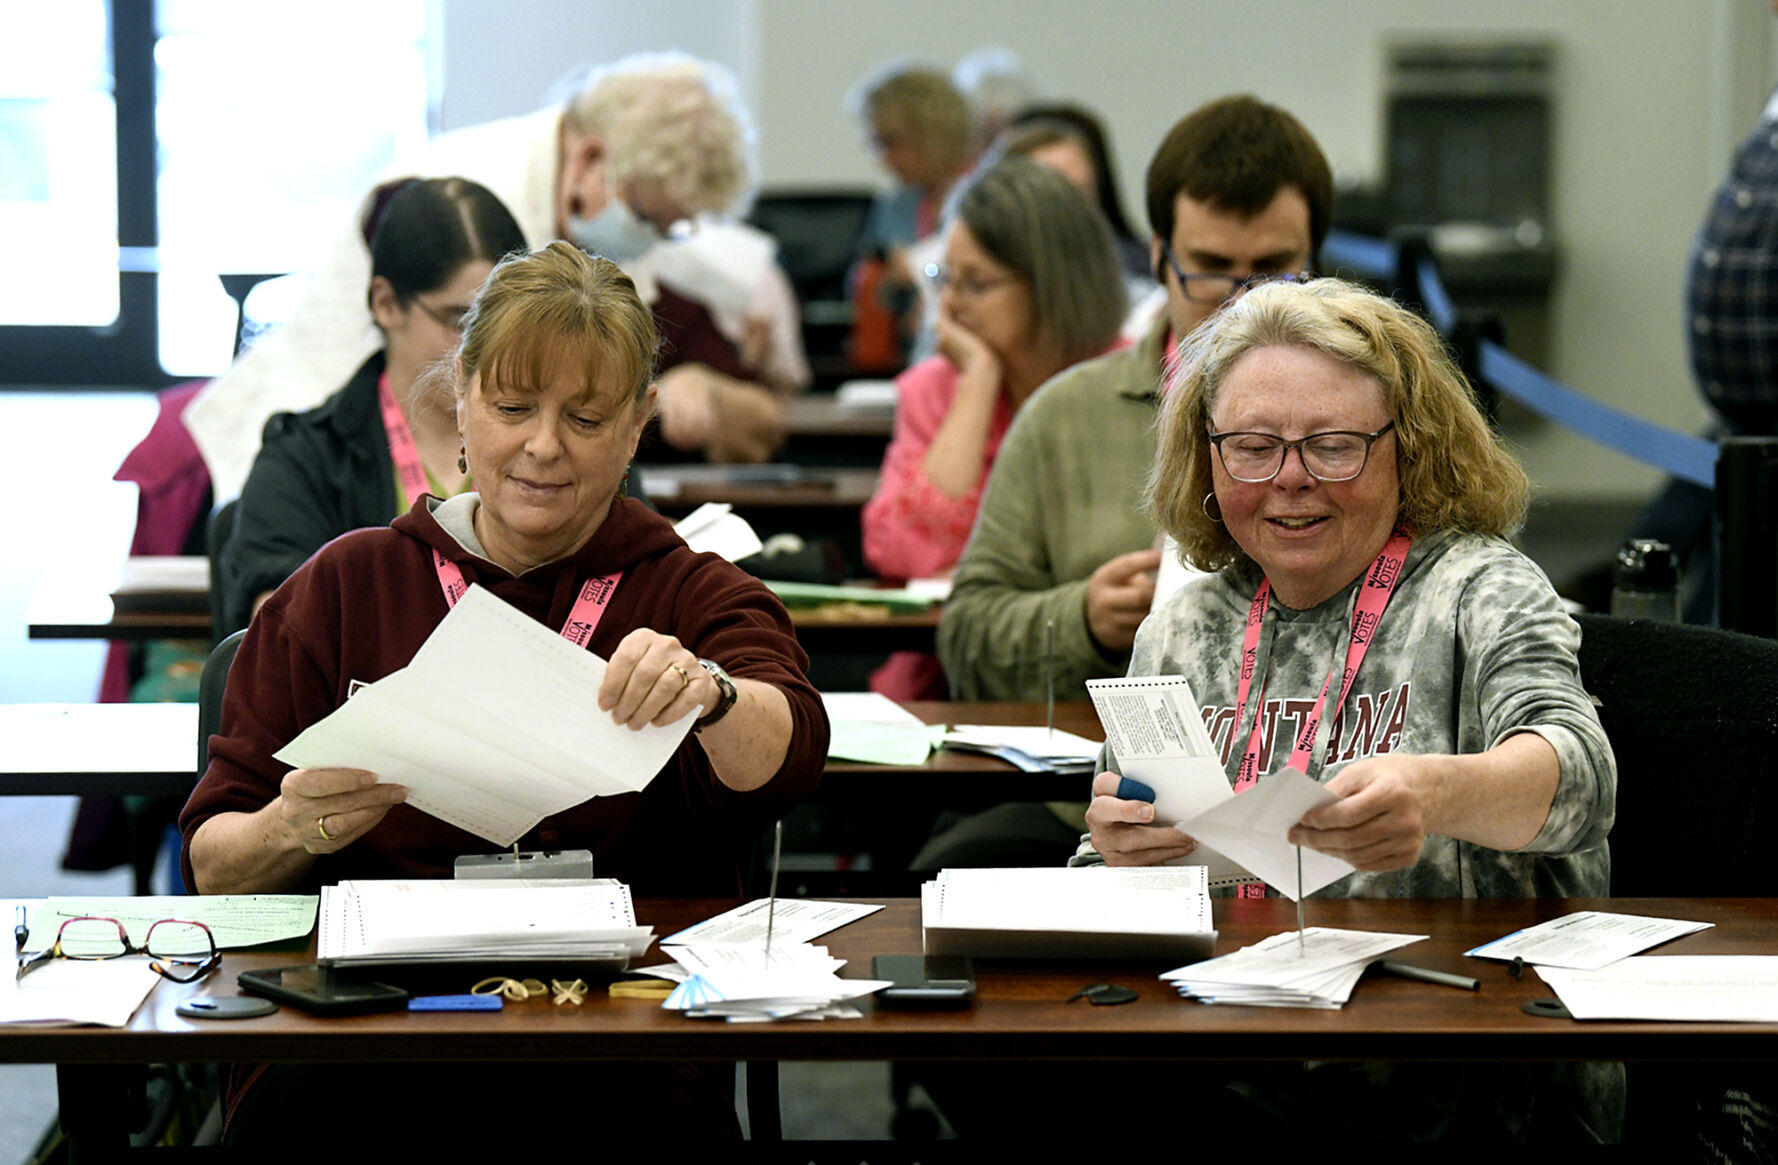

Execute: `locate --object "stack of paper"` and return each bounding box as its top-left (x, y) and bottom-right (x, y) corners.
top-left (317, 879), bottom-right (652, 970)
top-left (939, 726), bottom-right (1101, 773)
top-left (1162, 927), bottom-right (1426, 1009)
top-left (922, 866), bottom-right (1216, 959)
top-left (658, 943), bottom-right (886, 1020)
top-left (647, 899), bottom-right (886, 1021)
top-left (824, 692), bottom-right (944, 765)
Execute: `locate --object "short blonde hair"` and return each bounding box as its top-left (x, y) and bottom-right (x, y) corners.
top-left (562, 52), bottom-right (755, 216)
top-left (850, 65), bottom-right (973, 173)
top-left (456, 242), bottom-right (658, 413)
top-left (1150, 277), bottom-right (1529, 571)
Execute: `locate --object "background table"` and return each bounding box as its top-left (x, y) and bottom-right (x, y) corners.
top-left (0, 703), bottom-right (197, 797)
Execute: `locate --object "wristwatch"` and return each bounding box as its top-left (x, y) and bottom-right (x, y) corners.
top-left (693, 658), bottom-right (737, 733)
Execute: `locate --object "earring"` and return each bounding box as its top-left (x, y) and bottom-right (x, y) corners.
top-left (457, 442), bottom-right (467, 475)
top-left (618, 467), bottom-right (630, 499)
top-left (1201, 492), bottom-right (1223, 524)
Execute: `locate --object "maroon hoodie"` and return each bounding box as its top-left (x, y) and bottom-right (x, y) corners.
top-left (181, 495), bottom-right (827, 896)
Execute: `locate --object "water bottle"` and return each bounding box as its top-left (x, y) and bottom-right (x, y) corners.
top-left (1609, 539), bottom-right (1680, 621)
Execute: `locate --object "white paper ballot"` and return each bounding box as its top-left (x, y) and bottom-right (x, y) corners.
top-left (673, 503), bottom-right (764, 562)
top-left (1087, 676), bottom-right (1235, 825)
top-left (1087, 676), bottom-right (1356, 899)
top-left (662, 899), bottom-right (883, 948)
top-left (1182, 769), bottom-right (1354, 901)
top-left (276, 586), bottom-right (695, 846)
top-left (1466, 911), bottom-right (1714, 970)
top-left (1537, 957), bottom-right (1778, 1022)
top-left (1162, 926), bottom-right (1426, 1008)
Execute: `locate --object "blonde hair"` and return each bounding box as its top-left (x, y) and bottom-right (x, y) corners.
top-left (562, 52), bottom-right (755, 216)
top-left (455, 242), bottom-right (658, 413)
top-left (1150, 277), bottom-right (1529, 571)
top-left (849, 64), bottom-right (973, 173)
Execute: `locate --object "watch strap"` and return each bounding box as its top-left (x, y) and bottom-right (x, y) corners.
top-left (693, 658), bottom-right (737, 732)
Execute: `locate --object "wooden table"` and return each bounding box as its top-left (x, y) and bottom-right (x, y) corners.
top-left (788, 599), bottom-right (940, 654)
top-left (638, 464), bottom-right (878, 514)
top-left (11, 896), bottom-right (1775, 1154)
top-left (27, 570), bottom-right (212, 643)
top-left (0, 703), bottom-right (197, 797)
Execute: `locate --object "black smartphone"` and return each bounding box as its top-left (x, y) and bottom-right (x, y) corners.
top-left (237, 964), bottom-right (410, 1016)
top-left (871, 955), bottom-right (975, 1008)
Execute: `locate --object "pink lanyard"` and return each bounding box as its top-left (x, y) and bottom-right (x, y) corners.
top-left (1225, 533), bottom-right (1409, 897)
top-left (431, 551), bottom-right (623, 651)
top-left (1231, 532), bottom-right (1410, 787)
top-left (376, 372), bottom-right (433, 510)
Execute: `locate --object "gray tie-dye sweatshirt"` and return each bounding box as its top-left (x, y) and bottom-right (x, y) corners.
top-left (1085, 528), bottom-right (1615, 899)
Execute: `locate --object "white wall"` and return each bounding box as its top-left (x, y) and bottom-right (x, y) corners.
top-left (439, 0), bottom-right (1778, 504)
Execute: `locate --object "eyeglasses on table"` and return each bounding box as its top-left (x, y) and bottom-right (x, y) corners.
top-left (15, 914), bottom-right (219, 984)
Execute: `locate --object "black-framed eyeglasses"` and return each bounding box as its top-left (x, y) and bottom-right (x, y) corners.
top-left (16, 915), bottom-right (219, 984)
top-left (412, 297), bottom-right (470, 333)
top-left (922, 261), bottom-right (1018, 299)
top-left (1208, 421), bottom-right (1396, 483)
top-left (1161, 240), bottom-right (1310, 305)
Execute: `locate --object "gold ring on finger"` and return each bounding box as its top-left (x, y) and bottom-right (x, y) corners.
top-left (668, 663), bottom-right (691, 691)
top-left (316, 816), bottom-right (335, 842)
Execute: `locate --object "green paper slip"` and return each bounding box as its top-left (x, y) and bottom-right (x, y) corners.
top-left (827, 722), bottom-right (945, 765)
top-left (764, 580), bottom-right (937, 612)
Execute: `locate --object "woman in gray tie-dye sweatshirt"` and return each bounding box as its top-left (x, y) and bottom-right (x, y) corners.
top-left (1079, 277), bottom-right (1619, 1144)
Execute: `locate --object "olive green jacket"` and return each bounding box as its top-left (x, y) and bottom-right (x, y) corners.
top-left (939, 318), bottom-right (1167, 701)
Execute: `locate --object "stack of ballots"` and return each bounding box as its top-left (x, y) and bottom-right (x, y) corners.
top-left (1162, 927), bottom-right (1426, 1009)
top-left (651, 899), bottom-right (888, 1021)
top-left (318, 879), bottom-right (653, 970)
top-left (657, 942), bottom-right (886, 1021)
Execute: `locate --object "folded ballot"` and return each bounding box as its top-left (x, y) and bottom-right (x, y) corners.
top-left (922, 866), bottom-right (1216, 959)
top-left (1086, 675), bottom-right (1356, 899)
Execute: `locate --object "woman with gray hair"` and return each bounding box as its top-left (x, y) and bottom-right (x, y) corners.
top-left (860, 156), bottom-right (1126, 697)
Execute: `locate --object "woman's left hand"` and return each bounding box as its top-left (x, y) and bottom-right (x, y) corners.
top-left (599, 629), bottom-right (719, 730)
top-left (1287, 754), bottom-right (1434, 872)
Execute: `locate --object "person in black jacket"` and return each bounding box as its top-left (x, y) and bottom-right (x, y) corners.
top-left (215, 176), bottom-right (527, 634)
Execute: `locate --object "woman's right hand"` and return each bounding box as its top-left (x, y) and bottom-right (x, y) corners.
top-left (933, 302), bottom-right (1001, 388)
top-left (276, 767), bottom-right (406, 855)
top-left (1085, 770), bottom-right (1199, 866)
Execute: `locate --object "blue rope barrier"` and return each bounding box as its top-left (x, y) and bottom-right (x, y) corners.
top-left (1476, 340), bottom-right (1717, 488)
top-left (1320, 229), bottom-right (1397, 284)
top-left (1415, 256), bottom-right (1459, 335)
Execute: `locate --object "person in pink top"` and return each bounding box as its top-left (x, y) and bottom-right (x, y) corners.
top-left (860, 155), bottom-right (1128, 696)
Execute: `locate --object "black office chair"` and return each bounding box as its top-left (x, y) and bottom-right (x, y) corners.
top-left (198, 629), bottom-right (247, 775)
top-left (1573, 612), bottom-right (1778, 1157)
top-left (1572, 613), bottom-right (1778, 897)
top-left (205, 498), bottom-right (241, 642)
top-left (745, 188), bottom-right (874, 367)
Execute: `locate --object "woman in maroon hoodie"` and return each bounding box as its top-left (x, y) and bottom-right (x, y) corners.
top-left (180, 242), bottom-right (827, 1145)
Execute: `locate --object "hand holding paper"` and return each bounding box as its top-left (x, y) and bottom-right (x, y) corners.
top-left (277, 587), bottom-right (696, 847)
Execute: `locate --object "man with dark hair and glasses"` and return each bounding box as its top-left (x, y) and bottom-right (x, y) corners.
top-left (925, 95), bottom-right (1331, 871)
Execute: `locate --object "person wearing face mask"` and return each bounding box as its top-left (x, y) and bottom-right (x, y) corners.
top-left (186, 51), bottom-right (801, 503)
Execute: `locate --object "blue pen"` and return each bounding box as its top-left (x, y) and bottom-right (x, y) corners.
top-left (1115, 776), bottom-right (1156, 804)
